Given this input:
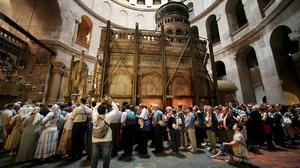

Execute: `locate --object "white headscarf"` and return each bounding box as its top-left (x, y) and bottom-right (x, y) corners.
top-left (32, 107), bottom-right (41, 125)
top-left (51, 104), bottom-right (61, 118)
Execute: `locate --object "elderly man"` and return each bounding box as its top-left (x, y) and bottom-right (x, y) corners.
top-left (152, 104), bottom-right (164, 153)
top-left (70, 98), bottom-right (92, 160)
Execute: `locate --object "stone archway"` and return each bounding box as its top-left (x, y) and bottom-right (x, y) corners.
top-left (236, 46), bottom-right (265, 103)
top-left (206, 15), bottom-right (220, 45)
top-left (225, 0), bottom-right (248, 34)
top-left (215, 61), bottom-right (226, 79)
top-left (270, 25), bottom-right (300, 103)
top-left (10, 0), bottom-right (62, 39)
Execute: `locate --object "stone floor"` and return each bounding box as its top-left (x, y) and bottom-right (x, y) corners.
top-left (1, 143), bottom-right (300, 168)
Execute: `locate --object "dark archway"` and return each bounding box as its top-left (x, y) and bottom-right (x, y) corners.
top-left (215, 61), bottom-right (226, 79)
top-left (187, 2), bottom-right (194, 17)
top-left (270, 25), bottom-right (300, 104)
top-left (257, 0), bottom-right (274, 17)
top-left (236, 46), bottom-right (265, 103)
top-left (206, 15), bottom-right (221, 45)
top-left (225, 0), bottom-right (248, 34)
top-left (76, 15), bottom-right (93, 48)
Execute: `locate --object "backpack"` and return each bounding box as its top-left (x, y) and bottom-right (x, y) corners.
top-left (93, 115), bottom-right (110, 139)
top-left (126, 111), bottom-right (136, 125)
top-left (158, 111), bottom-right (167, 127)
top-left (194, 114), bottom-right (201, 128)
top-left (172, 116), bottom-right (182, 130)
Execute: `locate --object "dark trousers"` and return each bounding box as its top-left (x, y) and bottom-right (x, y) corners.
top-left (195, 127), bottom-right (204, 146)
top-left (273, 126), bottom-right (285, 146)
top-left (91, 142), bottom-right (111, 168)
top-left (122, 125), bottom-right (135, 156)
top-left (111, 123), bottom-right (121, 156)
top-left (139, 130), bottom-right (149, 154)
top-left (170, 129), bottom-right (180, 153)
top-left (154, 125), bottom-right (163, 152)
top-left (86, 132), bottom-right (92, 160)
top-left (71, 122), bottom-right (86, 159)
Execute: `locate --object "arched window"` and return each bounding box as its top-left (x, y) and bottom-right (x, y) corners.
top-left (215, 61), bottom-right (226, 78)
top-left (187, 2), bottom-right (194, 17)
top-left (225, 0), bottom-right (248, 35)
top-left (176, 29), bottom-right (183, 35)
top-left (247, 48), bottom-right (258, 69)
top-left (153, 0), bottom-right (161, 5)
top-left (166, 29), bottom-right (173, 34)
top-left (257, 0), bottom-right (273, 17)
top-left (76, 15), bottom-right (93, 48)
top-left (206, 15), bottom-right (220, 45)
top-left (137, 0), bottom-right (145, 5)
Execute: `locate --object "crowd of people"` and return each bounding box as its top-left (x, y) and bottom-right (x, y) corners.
top-left (0, 97), bottom-right (300, 168)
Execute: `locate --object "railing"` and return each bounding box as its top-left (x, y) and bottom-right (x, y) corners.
top-left (111, 29), bottom-right (191, 44)
top-left (0, 26), bottom-right (27, 49)
top-left (166, 34), bottom-right (189, 44)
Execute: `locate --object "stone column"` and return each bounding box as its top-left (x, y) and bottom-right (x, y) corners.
top-left (47, 62), bottom-right (66, 103)
top-left (58, 70), bottom-right (68, 102)
top-left (255, 38), bottom-right (285, 104)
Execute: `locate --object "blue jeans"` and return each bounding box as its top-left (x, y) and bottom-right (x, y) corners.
top-left (91, 141), bottom-right (111, 168)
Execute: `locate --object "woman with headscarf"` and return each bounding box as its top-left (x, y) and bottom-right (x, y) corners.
top-left (15, 106), bottom-right (44, 163)
top-left (34, 104), bottom-right (60, 159)
top-left (4, 110), bottom-right (23, 155)
top-left (57, 106), bottom-right (74, 157)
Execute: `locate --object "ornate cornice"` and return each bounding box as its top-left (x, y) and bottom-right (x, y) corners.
top-left (190, 0), bottom-right (224, 23)
top-left (40, 39), bottom-right (97, 62)
top-left (109, 0), bottom-right (160, 11)
top-left (74, 0), bottom-right (125, 29)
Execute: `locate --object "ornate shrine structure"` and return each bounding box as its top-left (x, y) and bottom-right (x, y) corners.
top-left (99, 2), bottom-right (214, 107)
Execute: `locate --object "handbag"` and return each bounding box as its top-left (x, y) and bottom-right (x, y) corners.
top-left (93, 116), bottom-right (110, 139)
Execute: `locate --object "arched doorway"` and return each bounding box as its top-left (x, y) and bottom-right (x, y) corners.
top-left (236, 46), bottom-right (265, 103)
top-left (215, 61), bottom-right (226, 79)
top-left (270, 25), bottom-right (300, 104)
top-left (206, 15), bottom-right (221, 45)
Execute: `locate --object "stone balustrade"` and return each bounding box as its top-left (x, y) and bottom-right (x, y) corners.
top-left (111, 29), bottom-right (193, 44)
top-left (0, 26), bottom-right (27, 49)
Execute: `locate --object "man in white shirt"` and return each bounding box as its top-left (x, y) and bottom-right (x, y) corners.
top-left (110, 103), bottom-right (122, 157)
top-left (70, 98), bottom-right (92, 160)
top-left (91, 97), bottom-right (118, 168)
top-left (137, 104), bottom-right (151, 156)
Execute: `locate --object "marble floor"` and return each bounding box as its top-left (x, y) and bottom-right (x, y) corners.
top-left (1, 142), bottom-right (300, 168)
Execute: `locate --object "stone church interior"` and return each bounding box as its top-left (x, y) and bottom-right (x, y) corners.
top-left (0, 0), bottom-right (300, 168)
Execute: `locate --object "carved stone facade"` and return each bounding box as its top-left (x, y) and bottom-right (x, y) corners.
top-left (99, 2), bottom-right (211, 107)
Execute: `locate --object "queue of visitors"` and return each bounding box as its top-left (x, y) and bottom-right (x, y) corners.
top-left (0, 97), bottom-right (300, 168)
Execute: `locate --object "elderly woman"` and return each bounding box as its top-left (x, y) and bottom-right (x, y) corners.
top-left (15, 107), bottom-right (44, 163)
top-left (57, 106), bottom-right (74, 157)
top-left (34, 104), bottom-right (60, 159)
top-left (211, 123), bottom-right (248, 163)
top-left (204, 105), bottom-right (218, 153)
top-left (4, 112), bottom-right (23, 155)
